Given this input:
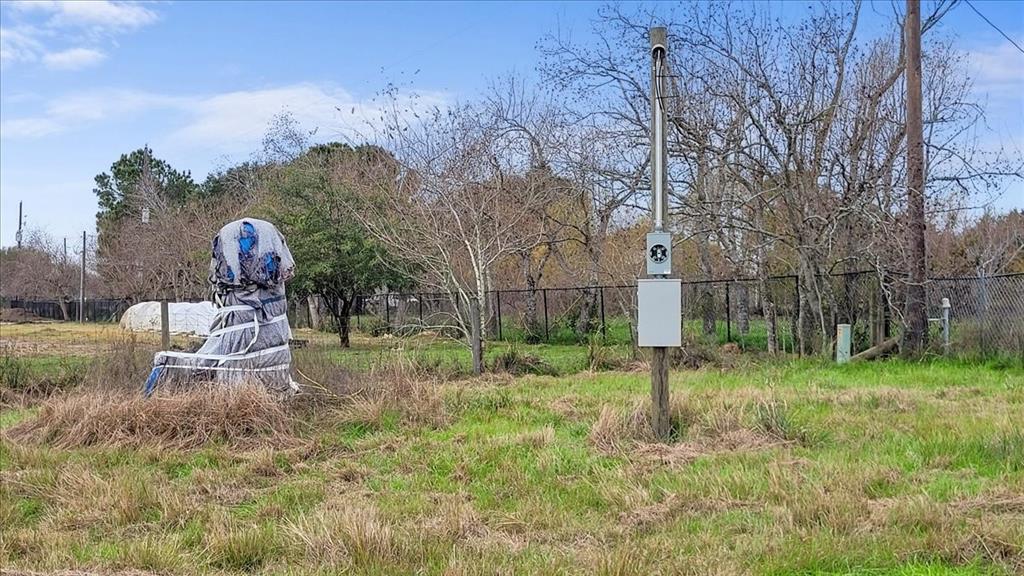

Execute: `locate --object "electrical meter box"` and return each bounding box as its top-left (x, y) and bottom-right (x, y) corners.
top-left (646, 232), bottom-right (672, 276)
top-left (637, 278), bottom-right (682, 347)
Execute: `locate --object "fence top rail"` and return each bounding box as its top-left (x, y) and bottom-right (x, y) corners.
top-left (926, 272), bottom-right (1024, 281)
top-left (8, 271), bottom-right (1022, 308)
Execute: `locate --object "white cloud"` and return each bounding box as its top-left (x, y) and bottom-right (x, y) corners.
top-left (1, 1), bottom-right (157, 69)
top-left (968, 39), bottom-right (1024, 93)
top-left (0, 116), bottom-right (63, 138)
top-left (0, 84), bottom-right (450, 158)
top-left (167, 84), bottom-right (447, 155)
top-left (42, 46), bottom-right (105, 69)
top-left (0, 26), bottom-right (43, 63)
top-left (1, 88), bottom-right (186, 137)
top-left (10, 1), bottom-right (157, 33)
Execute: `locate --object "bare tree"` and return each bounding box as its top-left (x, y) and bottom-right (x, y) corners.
top-left (351, 97), bottom-right (559, 374)
top-left (1, 230), bottom-right (79, 319)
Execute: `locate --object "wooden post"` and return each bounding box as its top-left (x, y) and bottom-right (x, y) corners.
top-left (651, 347), bottom-right (670, 437)
top-left (160, 299), bottom-right (170, 349)
top-left (649, 26), bottom-right (671, 441)
top-left (902, 0), bottom-right (928, 355)
top-left (79, 231), bottom-right (85, 322)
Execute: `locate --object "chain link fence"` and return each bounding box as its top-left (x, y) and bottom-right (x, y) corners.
top-left (4, 272), bottom-right (1023, 359)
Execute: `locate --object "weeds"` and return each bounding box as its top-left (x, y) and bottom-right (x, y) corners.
top-left (490, 343), bottom-right (558, 376)
top-left (208, 522), bottom-right (279, 572)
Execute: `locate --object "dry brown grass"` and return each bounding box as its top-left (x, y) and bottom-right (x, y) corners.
top-left (284, 503), bottom-right (399, 569)
top-left (589, 396), bottom-right (789, 466)
top-left (4, 342), bottom-right (448, 452)
top-left (5, 383), bottom-right (298, 450)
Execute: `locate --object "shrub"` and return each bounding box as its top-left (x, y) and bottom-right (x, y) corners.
top-left (490, 344), bottom-right (558, 376)
top-left (0, 353), bottom-right (86, 405)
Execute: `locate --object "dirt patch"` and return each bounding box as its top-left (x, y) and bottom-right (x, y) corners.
top-left (633, 429), bottom-right (783, 466)
top-left (0, 338), bottom-right (106, 358)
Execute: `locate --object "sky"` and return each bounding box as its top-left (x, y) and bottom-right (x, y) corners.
top-left (1, 0), bottom-right (1022, 248)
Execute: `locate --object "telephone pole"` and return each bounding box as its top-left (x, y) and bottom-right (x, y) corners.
top-left (637, 26), bottom-right (680, 441)
top-left (903, 0), bottom-right (928, 354)
top-left (16, 201), bottom-right (23, 248)
top-left (79, 231), bottom-right (86, 322)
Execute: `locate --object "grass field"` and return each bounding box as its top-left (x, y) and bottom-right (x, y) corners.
top-left (1, 321), bottom-right (1022, 575)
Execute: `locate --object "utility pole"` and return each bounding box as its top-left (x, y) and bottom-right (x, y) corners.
top-left (903, 0), bottom-right (928, 355)
top-left (79, 231), bottom-right (86, 322)
top-left (16, 201), bottom-right (23, 248)
top-left (637, 26), bottom-right (680, 441)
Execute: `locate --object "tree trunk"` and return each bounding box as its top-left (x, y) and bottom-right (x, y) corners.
top-left (524, 277), bottom-right (541, 342)
top-left (736, 283), bottom-right (750, 335)
top-left (701, 287), bottom-right (716, 338)
top-left (469, 297), bottom-right (484, 375)
top-left (58, 299), bottom-right (70, 321)
top-left (327, 295), bottom-right (353, 348)
top-left (307, 296), bottom-right (322, 331)
top-left (575, 287), bottom-right (597, 339)
top-left (764, 287), bottom-right (778, 354)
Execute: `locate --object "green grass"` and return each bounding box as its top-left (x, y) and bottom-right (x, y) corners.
top-left (301, 336), bottom-right (635, 377)
top-left (1, 337), bottom-right (1022, 574)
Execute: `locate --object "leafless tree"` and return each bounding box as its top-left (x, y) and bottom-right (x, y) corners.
top-left (350, 95), bottom-right (561, 374)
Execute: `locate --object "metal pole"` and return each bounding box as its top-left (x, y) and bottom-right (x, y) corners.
top-left (79, 231), bottom-right (85, 322)
top-left (418, 293), bottom-right (424, 327)
top-left (941, 297), bottom-right (951, 355)
top-left (649, 26), bottom-right (670, 441)
top-left (543, 288), bottom-right (550, 342)
top-left (600, 286), bottom-right (607, 344)
top-left (385, 292), bottom-right (390, 332)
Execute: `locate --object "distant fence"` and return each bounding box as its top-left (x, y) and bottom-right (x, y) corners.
top-left (4, 271), bottom-right (1023, 358)
top-left (349, 271), bottom-right (1024, 359)
top-left (1, 298), bottom-right (130, 323)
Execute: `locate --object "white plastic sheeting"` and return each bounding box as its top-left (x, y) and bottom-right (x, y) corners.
top-left (144, 218), bottom-right (297, 395)
top-left (120, 301), bottom-right (217, 337)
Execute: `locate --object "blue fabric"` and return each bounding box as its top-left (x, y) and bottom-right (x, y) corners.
top-left (239, 221), bottom-right (257, 254)
top-left (208, 218), bottom-right (294, 289)
top-left (143, 366), bottom-right (163, 397)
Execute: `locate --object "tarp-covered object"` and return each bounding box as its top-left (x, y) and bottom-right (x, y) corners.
top-left (120, 301), bottom-right (217, 336)
top-left (144, 219), bottom-right (297, 395)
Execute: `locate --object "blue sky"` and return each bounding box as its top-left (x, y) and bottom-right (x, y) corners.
top-left (1, 0), bottom-right (1021, 247)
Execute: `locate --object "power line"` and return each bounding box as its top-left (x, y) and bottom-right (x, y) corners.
top-left (963, 0), bottom-right (1024, 55)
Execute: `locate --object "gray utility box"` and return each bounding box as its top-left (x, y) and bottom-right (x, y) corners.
top-left (637, 278), bottom-right (682, 347)
top-left (646, 232), bottom-right (672, 276)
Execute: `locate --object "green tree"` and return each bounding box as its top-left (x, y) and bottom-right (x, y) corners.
top-left (272, 142), bottom-right (412, 347)
top-left (93, 146), bottom-right (199, 226)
